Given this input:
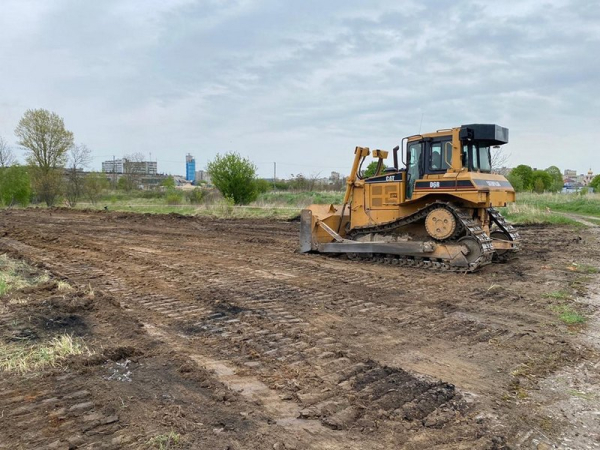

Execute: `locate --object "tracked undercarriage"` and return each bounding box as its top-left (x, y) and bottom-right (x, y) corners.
top-left (303, 203), bottom-right (519, 272)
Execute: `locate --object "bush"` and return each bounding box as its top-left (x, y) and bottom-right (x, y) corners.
top-left (187, 188), bottom-right (205, 204)
top-left (207, 152), bottom-right (258, 205)
top-left (214, 196), bottom-right (235, 216)
top-left (164, 189), bottom-right (184, 205)
top-left (0, 165), bottom-right (31, 207)
top-left (255, 179), bottom-right (272, 194)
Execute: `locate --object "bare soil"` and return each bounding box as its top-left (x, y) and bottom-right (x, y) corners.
top-left (1, 208), bottom-right (599, 449)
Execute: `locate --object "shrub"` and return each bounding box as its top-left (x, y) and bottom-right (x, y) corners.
top-left (187, 188), bottom-right (205, 204)
top-left (0, 165), bottom-right (31, 207)
top-left (207, 152), bottom-right (258, 205)
top-left (164, 189), bottom-right (184, 205)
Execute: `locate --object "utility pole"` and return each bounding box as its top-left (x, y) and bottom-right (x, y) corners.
top-left (273, 162), bottom-right (276, 189)
top-left (112, 155), bottom-right (116, 189)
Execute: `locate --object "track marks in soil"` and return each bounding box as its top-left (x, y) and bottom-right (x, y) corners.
top-left (2, 209), bottom-right (599, 448)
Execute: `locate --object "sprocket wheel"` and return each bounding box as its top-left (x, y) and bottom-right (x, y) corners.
top-left (425, 207), bottom-right (457, 240)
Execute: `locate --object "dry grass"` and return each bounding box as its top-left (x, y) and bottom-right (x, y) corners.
top-left (0, 254), bottom-right (49, 296)
top-left (0, 334), bottom-right (92, 374)
top-left (146, 431), bottom-right (181, 449)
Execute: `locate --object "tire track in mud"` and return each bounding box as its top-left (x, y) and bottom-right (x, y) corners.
top-left (0, 235), bottom-right (488, 448)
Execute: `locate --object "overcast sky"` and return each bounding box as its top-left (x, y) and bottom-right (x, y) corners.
top-left (1, 0), bottom-right (599, 178)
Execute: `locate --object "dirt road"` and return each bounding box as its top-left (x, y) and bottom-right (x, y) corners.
top-left (1, 208), bottom-right (599, 449)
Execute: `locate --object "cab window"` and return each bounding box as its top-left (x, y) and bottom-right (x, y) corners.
top-left (429, 141), bottom-right (451, 172)
top-left (463, 144), bottom-right (491, 172)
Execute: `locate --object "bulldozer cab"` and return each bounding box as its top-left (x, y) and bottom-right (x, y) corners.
top-left (405, 137), bottom-right (453, 199)
top-left (402, 124), bottom-right (507, 199)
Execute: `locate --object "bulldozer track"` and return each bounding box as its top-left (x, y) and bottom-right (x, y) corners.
top-left (347, 202), bottom-right (496, 272)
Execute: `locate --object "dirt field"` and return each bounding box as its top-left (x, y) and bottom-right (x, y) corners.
top-left (1, 208), bottom-right (599, 449)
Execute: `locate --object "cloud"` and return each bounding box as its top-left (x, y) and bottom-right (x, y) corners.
top-left (0, 0), bottom-right (598, 176)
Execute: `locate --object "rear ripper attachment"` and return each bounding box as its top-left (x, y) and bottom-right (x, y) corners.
top-left (299, 124), bottom-right (520, 272)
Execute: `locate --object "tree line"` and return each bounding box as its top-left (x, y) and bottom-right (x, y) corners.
top-left (3, 108), bottom-right (599, 208)
top-left (507, 164), bottom-right (600, 193)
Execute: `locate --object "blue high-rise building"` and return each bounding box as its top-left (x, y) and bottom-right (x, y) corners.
top-left (186, 153), bottom-right (196, 182)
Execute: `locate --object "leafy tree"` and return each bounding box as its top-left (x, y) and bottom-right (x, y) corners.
top-left (544, 166), bottom-right (563, 192)
top-left (589, 174), bottom-right (600, 191)
top-left (15, 109), bottom-right (74, 171)
top-left (510, 165), bottom-right (533, 190)
top-left (161, 176), bottom-right (176, 188)
top-left (531, 170), bottom-right (553, 192)
top-left (363, 161), bottom-right (380, 178)
top-left (15, 109), bottom-right (74, 205)
top-left (0, 136), bottom-right (15, 167)
top-left (65, 144), bottom-right (91, 206)
top-left (84, 172), bottom-right (109, 204)
top-left (207, 153), bottom-right (258, 205)
top-left (506, 172), bottom-right (524, 192)
top-left (533, 178), bottom-right (545, 193)
top-left (0, 165), bottom-right (31, 206)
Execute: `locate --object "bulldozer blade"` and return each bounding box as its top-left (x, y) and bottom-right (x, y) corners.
top-left (300, 209), bottom-right (314, 253)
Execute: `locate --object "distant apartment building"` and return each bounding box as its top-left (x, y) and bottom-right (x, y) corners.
top-left (195, 170), bottom-right (211, 184)
top-left (102, 159), bottom-right (124, 174)
top-left (102, 158), bottom-right (157, 175)
top-left (185, 154), bottom-right (196, 182)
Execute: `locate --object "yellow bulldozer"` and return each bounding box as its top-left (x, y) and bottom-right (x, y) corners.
top-left (300, 124), bottom-right (520, 271)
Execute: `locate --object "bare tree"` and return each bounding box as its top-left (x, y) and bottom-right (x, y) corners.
top-left (0, 136), bottom-right (16, 167)
top-left (120, 152), bottom-right (146, 191)
top-left (85, 172), bottom-right (110, 204)
top-left (490, 146), bottom-right (511, 174)
top-left (65, 144), bottom-right (92, 206)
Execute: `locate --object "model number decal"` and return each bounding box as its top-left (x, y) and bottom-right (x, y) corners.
top-left (486, 181), bottom-right (501, 187)
top-left (429, 182), bottom-right (440, 188)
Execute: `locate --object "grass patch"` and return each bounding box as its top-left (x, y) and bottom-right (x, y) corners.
top-left (71, 189), bottom-right (344, 219)
top-left (500, 203), bottom-right (583, 226)
top-left (542, 290), bottom-right (571, 300)
top-left (146, 431), bottom-right (181, 449)
top-left (551, 304), bottom-right (586, 325)
top-left (255, 190), bottom-right (344, 208)
top-left (0, 254), bottom-right (50, 296)
top-left (516, 192), bottom-right (600, 218)
top-left (567, 263), bottom-right (599, 274)
top-left (568, 390), bottom-right (596, 400)
top-left (0, 334), bottom-right (92, 374)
